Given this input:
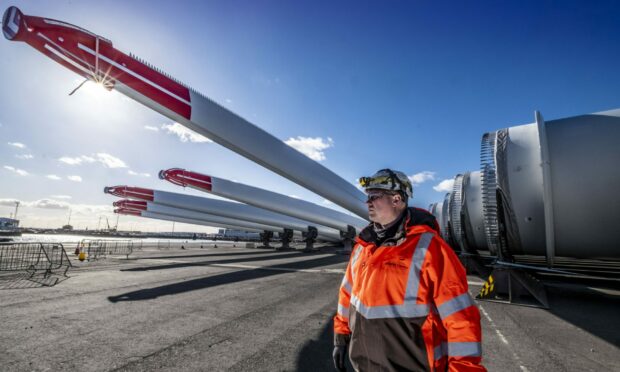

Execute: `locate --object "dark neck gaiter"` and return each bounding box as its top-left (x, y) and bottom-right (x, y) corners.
top-left (373, 209), bottom-right (407, 246)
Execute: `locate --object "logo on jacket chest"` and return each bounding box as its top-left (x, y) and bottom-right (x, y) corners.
top-left (382, 257), bottom-right (409, 270)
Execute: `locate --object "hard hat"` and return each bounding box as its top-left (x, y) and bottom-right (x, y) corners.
top-left (359, 169), bottom-right (413, 199)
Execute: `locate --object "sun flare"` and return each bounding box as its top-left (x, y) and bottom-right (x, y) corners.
top-left (81, 80), bottom-right (110, 100)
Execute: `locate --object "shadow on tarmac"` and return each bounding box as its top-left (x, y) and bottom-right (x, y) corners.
top-left (545, 282), bottom-right (620, 347)
top-left (142, 251), bottom-right (280, 260)
top-left (0, 272), bottom-right (68, 289)
top-left (108, 254), bottom-right (348, 302)
top-left (295, 317), bottom-right (353, 372)
top-left (121, 252), bottom-right (315, 272)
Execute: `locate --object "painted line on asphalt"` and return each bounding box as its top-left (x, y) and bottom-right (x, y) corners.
top-left (140, 259), bottom-right (189, 264)
top-left (477, 302), bottom-right (529, 372)
top-left (139, 258), bottom-right (345, 274)
top-left (210, 263), bottom-right (345, 274)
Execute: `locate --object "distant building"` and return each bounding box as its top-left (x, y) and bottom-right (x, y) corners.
top-left (0, 218), bottom-right (19, 230)
top-left (222, 229), bottom-right (259, 239)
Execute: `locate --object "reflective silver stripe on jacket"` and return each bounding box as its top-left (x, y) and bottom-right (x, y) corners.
top-left (350, 295), bottom-right (430, 318)
top-left (434, 342), bottom-right (482, 360)
top-left (437, 293), bottom-right (475, 320)
top-left (350, 232), bottom-right (434, 319)
top-left (341, 276), bottom-right (352, 294)
top-left (349, 244), bottom-right (363, 283)
top-left (336, 245), bottom-right (360, 320)
top-left (404, 233), bottom-right (432, 301)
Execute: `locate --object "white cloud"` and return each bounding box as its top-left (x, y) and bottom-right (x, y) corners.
top-left (30, 199), bottom-right (70, 210)
top-left (59, 153), bottom-right (127, 168)
top-left (144, 125), bottom-right (160, 132)
top-left (96, 153), bottom-right (128, 168)
top-left (46, 174), bottom-right (62, 180)
top-left (59, 155), bottom-right (96, 165)
top-left (284, 136), bottom-right (334, 161)
top-left (409, 171), bottom-right (436, 185)
top-left (0, 199), bottom-right (20, 207)
top-left (0, 198), bottom-right (69, 210)
top-left (4, 165), bottom-right (29, 176)
top-left (0, 198), bottom-right (111, 214)
top-left (15, 154), bottom-right (34, 160)
top-left (51, 195), bottom-right (72, 199)
top-left (225, 98), bottom-right (232, 104)
top-left (7, 142), bottom-right (25, 149)
top-left (128, 170), bottom-right (151, 177)
top-left (72, 203), bottom-right (113, 214)
top-left (433, 178), bottom-right (455, 192)
top-left (67, 175), bottom-right (83, 182)
top-left (161, 122), bottom-right (212, 143)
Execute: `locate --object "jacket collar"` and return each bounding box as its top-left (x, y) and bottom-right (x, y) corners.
top-left (357, 208), bottom-right (437, 247)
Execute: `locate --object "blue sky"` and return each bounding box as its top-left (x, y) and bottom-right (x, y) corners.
top-left (2, 0), bottom-right (620, 232)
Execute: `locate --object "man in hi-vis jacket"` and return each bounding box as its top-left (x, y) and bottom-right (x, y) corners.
top-left (333, 169), bottom-right (486, 371)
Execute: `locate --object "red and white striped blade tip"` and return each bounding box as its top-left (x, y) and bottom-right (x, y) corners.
top-left (2, 7), bottom-right (24, 41)
top-left (114, 208), bottom-right (141, 216)
top-left (112, 200), bottom-right (147, 210)
top-left (104, 186), bottom-right (154, 201)
top-left (159, 168), bottom-right (212, 191)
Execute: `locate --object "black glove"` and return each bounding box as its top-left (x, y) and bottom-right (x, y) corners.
top-left (332, 345), bottom-right (347, 372)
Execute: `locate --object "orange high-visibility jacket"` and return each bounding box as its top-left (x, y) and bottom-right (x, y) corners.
top-left (334, 223), bottom-right (486, 371)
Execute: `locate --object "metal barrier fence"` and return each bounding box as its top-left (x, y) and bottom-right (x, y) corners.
top-left (156, 240), bottom-right (172, 249)
top-left (42, 243), bottom-right (72, 276)
top-left (0, 242), bottom-right (72, 283)
top-left (152, 240), bottom-right (256, 249)
top-left (77, 239), bottom-right (135, 260)
top-left (153, 240), bottom-right (211, 249)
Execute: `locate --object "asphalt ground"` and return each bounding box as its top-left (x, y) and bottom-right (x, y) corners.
top-left (0, 244), bottom-right (618, 371)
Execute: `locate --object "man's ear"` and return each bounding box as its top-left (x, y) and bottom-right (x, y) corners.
top-left (392, 194), bottom-right (402, 205)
